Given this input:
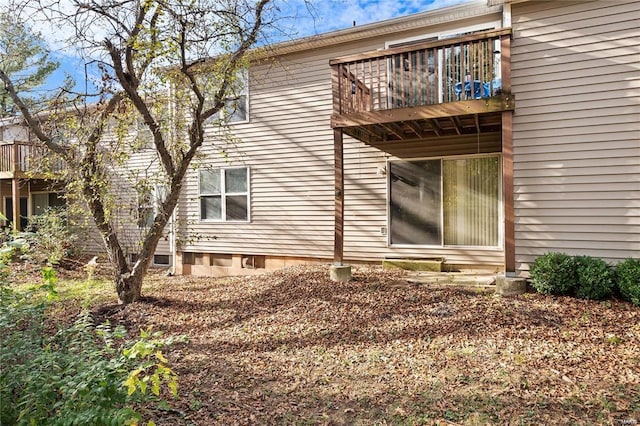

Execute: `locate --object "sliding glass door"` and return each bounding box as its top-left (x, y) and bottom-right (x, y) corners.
top-left (389, 155), bottom-right (500, 247)
top-left (389, 159), bottom-right (442, 245)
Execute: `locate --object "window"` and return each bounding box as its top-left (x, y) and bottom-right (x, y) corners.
top-left (199, 167), bottom-right (249, 221)
top-left (389, 155), bottom-right (500, 247)
top-left (201, 70), bottom-right (249, 124)
top-left (137, 185), bottom-right (166, 229)
top-left (153, 254), bottom-right (171, 266)
top-left (134, 118), bottom-right (154, 150)
top-left (32, 192), bottom-right (65, 215)
top-left (137, 191), bottom-right (155, 228)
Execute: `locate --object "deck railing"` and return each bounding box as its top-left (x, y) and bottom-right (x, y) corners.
top-left (0, 141), bottom-right (64, 175)
top-left (330, 28), bottom-right (511, 116)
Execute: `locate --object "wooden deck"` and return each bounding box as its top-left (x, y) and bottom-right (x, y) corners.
top-left (0, 141), bottom-right (62, 179)
top-left (329, 29), bottom-right (516, 273)
top-left (330, 29), bottom-right (514, 144)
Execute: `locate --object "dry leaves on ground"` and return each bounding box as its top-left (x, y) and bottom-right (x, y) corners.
top-left (84, 265), bottom-right (640, 425)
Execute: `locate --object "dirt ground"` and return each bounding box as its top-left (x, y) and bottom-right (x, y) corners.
top-left (81, 266), bottom-right (639, 425)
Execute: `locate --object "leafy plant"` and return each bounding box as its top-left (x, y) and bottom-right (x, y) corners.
top-left (573, 256), bottom-right (614, 300)
top-left (23, 207), bottom-right (79, 265)
top-left (0, 268), bottom-right (181, 425)
top-left (529, 252), bottom-right (577, 295)
top-left (616, 258), bottom-right (640, 306)
top-left (123, 328), bottom-right (180, 398)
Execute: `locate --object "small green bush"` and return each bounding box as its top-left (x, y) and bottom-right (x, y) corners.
top-left (529, 252), bottom-right (577, 295)
top-left (616, 258), bottom-right (640, 306)
top-left (24, 207), bottom-right (79, 265)
top-left (573, 256), bottom-right (614, 300)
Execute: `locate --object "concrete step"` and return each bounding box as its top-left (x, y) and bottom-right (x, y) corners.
top-left (383, 258), bottom-right (443, 272)
top-left (406, 271), bottom-right (497, 290)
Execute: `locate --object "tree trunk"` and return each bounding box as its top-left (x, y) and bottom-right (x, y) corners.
top-left (116, 270), bottom-right (144, 304)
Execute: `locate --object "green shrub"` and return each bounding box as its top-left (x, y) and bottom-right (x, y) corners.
top-left (616, 258), bottom-right (640, 306)
top-left (573, 256), bottom-right (615, 300)
top-left (0, 208), bottom-right (79, 267)
top-left (24, 207), bottom-right (79, 265)
top-left (0, 269), bottom-right (181, 425)
top-left (529, 252), bottom-right (577, 295)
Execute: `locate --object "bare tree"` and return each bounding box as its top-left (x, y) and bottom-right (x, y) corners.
top-left (0, 0), bottom-right (274, 303)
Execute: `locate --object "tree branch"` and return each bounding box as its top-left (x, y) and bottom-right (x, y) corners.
top-left (0, 68), bottom-right (71, 159)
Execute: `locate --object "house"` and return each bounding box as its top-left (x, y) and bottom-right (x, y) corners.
top-left (0, 120), bottom-right (65, 231)
top-left (2, 0), bottom-right (638, 277)
top-left (172, 0), bottom-right (639, 277)
top-left (0, 113), bottom-right (174, 266)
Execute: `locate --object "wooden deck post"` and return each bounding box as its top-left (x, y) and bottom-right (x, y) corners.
top-left (11, 143), bottom-right (20, 232)
top-left (333, 129), bottom-right (344, 265)
top-left (501, 33), bottom-right (515, 275)
top-left (502, 111), bottom-right (514, 275)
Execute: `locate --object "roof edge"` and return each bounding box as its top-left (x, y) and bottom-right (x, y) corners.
top-left (256, 0), bottom-right (501, 58)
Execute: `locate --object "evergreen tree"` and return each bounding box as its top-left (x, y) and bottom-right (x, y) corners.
top-left (0, 11), bottom-right (58, 117)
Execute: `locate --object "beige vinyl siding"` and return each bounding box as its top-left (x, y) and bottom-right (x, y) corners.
top-left (176, 49), bottom-right (340, 259)
top-left (107, 144), bottom-right (172, 258)
top-left (511, 0), bottom-right (640, 273)
top-left (177, 11), bottom-right (507, 267)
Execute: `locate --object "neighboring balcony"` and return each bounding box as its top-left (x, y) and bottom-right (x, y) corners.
top-left (0, 141), bottom-right (62, 179)
top-left (330, 28), bottom-right (514, 144)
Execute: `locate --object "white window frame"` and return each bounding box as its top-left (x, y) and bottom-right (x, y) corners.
top-left (202, 70), bottom-right (250, 125)
top-left (198, 167), bottom-right (250, 223)
top-left (386, 153), bottom-right (503, 250)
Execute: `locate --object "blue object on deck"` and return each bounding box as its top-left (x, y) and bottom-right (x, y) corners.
top-left (455, 78), bottom-right (501, 99)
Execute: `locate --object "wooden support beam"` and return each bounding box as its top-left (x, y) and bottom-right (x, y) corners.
top-left (331, 95), bottom-right (514, 129)
top-left (11, 178), bottom-right (20, 232)
top-left (379, 122), bottom-right (405, 140)
top-left (344, 124), bottom-right (386, 145)
top-left (502, 110), bottom-right (515, 274)
top-left (450, 116), bottom-right (462, 135)
top-left (343, 128), bottom-right (371, 145)
top-left (358, 125), bottom-right (385, 141)
top-left (11, 143), bottom-right (20, 232)
top-left (501, 32), bottom-right (514, 274)
top-left (500, 34), bottom-right (511, 94)
top-left (406, 121), bottom-right (425, 139)
top-left (333, 129), bottom-right (344, 265)
top-left (428, 119), bottom-right (441, 136)
top-left (474, 114), bottom-right (481, 133)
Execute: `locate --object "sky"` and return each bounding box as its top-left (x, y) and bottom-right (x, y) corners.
top-left (3, 0), bottom-right (472, 93)
top-left (279, 0), bottom-right (471, 38)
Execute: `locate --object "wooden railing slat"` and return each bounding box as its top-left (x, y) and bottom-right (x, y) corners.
top-left (0, 141), bottom-right (64, 175)
top-left (329, 28), bottom-right (511, 65)
top-left (332, 31), bottom-right (506, 116)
